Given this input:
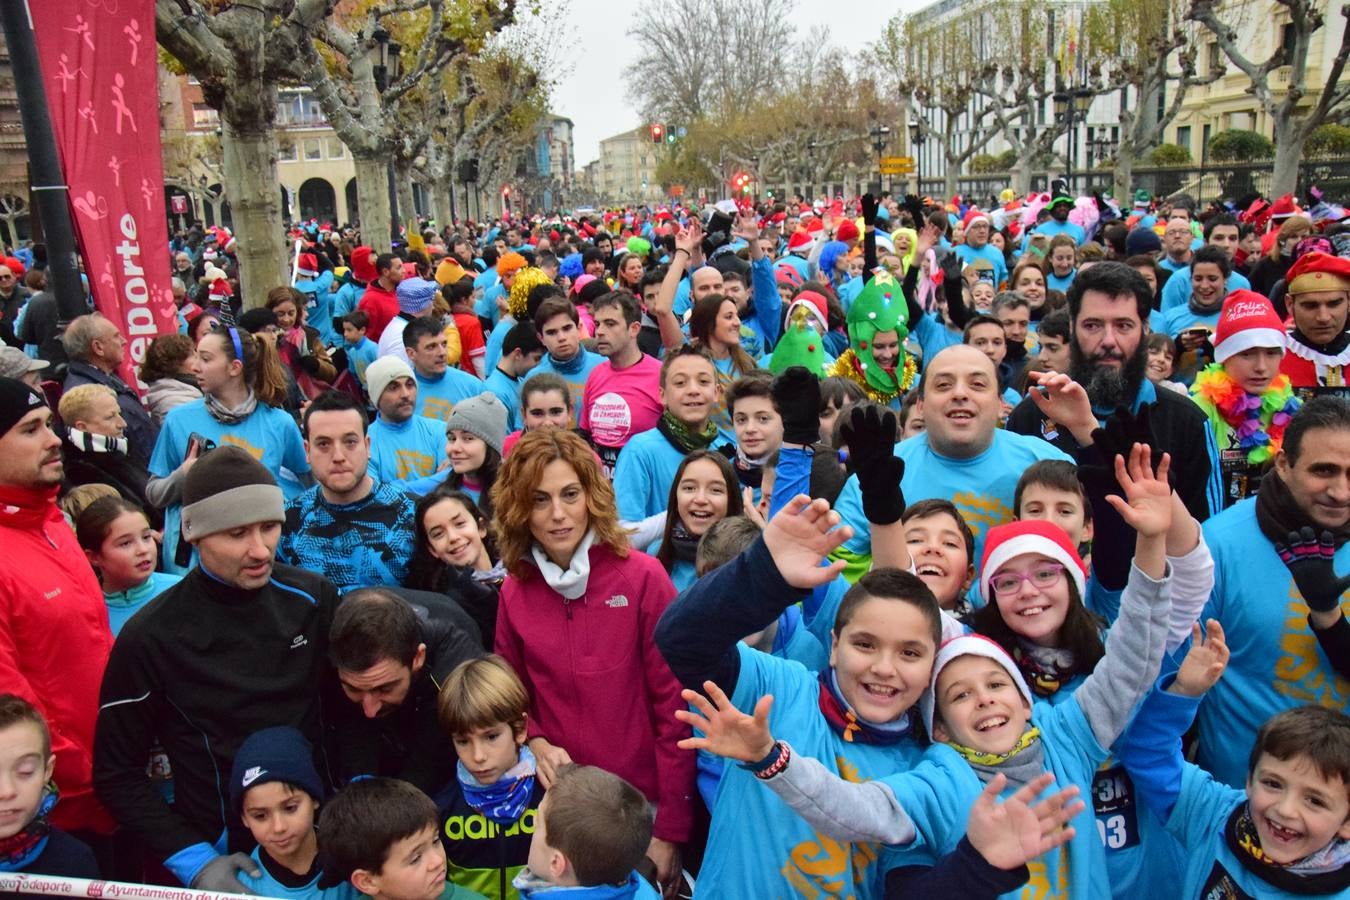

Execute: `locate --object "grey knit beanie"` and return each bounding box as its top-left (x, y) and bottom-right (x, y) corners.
top-left (181, 445), bottom-right (284, 541)
top-left (445, 392), bottom-right (508, 454)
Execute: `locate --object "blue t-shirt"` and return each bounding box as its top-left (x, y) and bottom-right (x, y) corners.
top-left (1047, 270), bottom-right (1076, 294)
top-left (476, 280), bottom-right (506, 326)
top-left (294, 271), bottom-right (336, 346)
top-left (1197, 498), bottom-right (1350, 788)
top-left (696, 645), bottom-right (924, 898)
top-left (367, 414), bottom-right (448, 484)
top-left (344, 336), bottom-right (378, 388)
top-left (612, 429), bottom-right (686, 522)
top-left (483, 315), bottom-right (515, 373)
top-left (833, 430), bottom-right (1072, 571)
top-left (415, 368), bottom-right (485, 424)
top-left (237, 844), bottom-right (358, 900)
top-left (880, 700), bottom-right (1109, 899)
top-left (149, 399), bottom-right (309, 574)
top-left (1026, 219), bottom-right (1087, 248)
top-left (1159, 269), bottom-right (1252, 312)
top-left (104, 571), bottom-right (181, 636)
top-left (912, 314), bottom-right (962, 375)
top-left (484, 367), bottom-right (524, 433)
top-left (955, 243), bottom-right (1009, 287)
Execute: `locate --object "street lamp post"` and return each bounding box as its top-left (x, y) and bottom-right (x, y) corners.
top-left (1087, 131), bottom-right (1114, 183)
top-left (909, 118), bottom-right (925, 196)
top-left (371, 25), bottom-right (402, 243)
top-left (1052, 86), bottom-right (1094, 193)
top-left (869, 123), bottom-right (891, 194)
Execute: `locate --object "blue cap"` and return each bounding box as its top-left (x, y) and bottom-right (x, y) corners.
top-left (229, 726), bottom-right (324, 814)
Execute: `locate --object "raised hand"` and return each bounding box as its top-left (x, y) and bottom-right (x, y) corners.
top-left (772, 366), bottom-right (823, 446)
top-left (1104, 444), bottom-right (1174, 539)
top-left (938, 250), bottom-right (964, 283)
top-left (676, 221), bottom-right (703, 255)
top-left (839, 405), bottom-right (905, 525)
top-left (967, 773), bottom-right (1084, 871)
top-left (734, 212), bottom-right (760, 243)
top-left (914, 222), bottom-right (942, 260)
top-left (1026, 371), bottom-right (1097, 444)
top-left (903, 194), bottom-right (926, 228)
top-left (1171, 619), bottom-right (1229, 698)
top-left (675, 680), bottom-right (775, 763)
top-left (861, 193), bottom-right (879, 228)
top-left (761, 495), bottom-right (851, 588)
top-left (1276, 527), bottom-right (1350, 613)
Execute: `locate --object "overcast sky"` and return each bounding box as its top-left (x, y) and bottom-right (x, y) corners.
top-left (552, 0), bottom-right (928, 167)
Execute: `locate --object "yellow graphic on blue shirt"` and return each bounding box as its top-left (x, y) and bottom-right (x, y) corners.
top-left (1274, 581), bottom-right (1350, 708)
top-left (780, 756), bottom-right (879, 899)
top-left (396, 449), bottom-right (435, 479)
top-left (422, 397), bottom-right (454, 423)
top-left (1021, 846), bottom-right (1069, 899)
top-left (952, 491), bottom-right (1015, 537)
top-left (220, 435), bottom-right (264, 459)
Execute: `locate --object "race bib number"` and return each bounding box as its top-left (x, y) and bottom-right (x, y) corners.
top-left (1092, 764), bottom-right (1140, 850)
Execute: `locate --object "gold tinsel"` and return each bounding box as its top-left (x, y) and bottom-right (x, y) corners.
top-left (828, 349), bottom-right (918, 405)
top-left (508, 267), bottom-right (554, 318)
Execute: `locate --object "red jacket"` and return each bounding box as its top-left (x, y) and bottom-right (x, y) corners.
top-left (358, 282), bottom-right (400, 341)
top-left (494, 544), bottom-right (695, 842)
top-left (0, 484), bottom-right (114, 833)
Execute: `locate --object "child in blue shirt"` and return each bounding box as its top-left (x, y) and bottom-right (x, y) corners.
top-left (681, 444), bottom-right (1176, 899)
top-left (1116, 620), bottom-right (1350, 897)
top-left (342, 311), bottom-right (379, 394)
top-left (230, 726), bottom-right (356, 900)
top-left (511, 765), bottom-right (659, 900)
top-left (74, 495), bottom-right (181, 636)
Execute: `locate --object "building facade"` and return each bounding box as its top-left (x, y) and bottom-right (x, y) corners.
top-left (598, 126), bottom-right (662, 204)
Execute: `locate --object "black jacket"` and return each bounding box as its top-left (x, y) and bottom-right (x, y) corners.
top-left (93, 564), bottom-right (340, 861)
top-left (326, 588), bottom-right (483, 795)
top-left (1006, 380), bottom-right (1219, 523)
top-left (60, 434), bottom-right (159, 529)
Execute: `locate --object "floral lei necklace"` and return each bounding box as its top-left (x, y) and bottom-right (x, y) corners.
top-left (1192, 365), bottom-right (1300, 464)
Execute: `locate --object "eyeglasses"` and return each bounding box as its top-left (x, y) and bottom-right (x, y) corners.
top-left (990, 563), bottom-right (1066, 597)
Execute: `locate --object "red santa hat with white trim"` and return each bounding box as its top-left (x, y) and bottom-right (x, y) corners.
top-left (962, 208), bottom-right (991, 230)
top-left (978, 519), bottom-right (1087, 605)
top-left (208, 278), bottom-right (233, 306)
top-left (1212, 289), bottom-right (1286, 364)
top-left (787, 231), bottom-right (815, 255)
top-left (296, 253), bottom-right (319, 278)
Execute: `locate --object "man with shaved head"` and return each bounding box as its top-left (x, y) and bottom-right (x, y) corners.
top-left (833, 344), bottom-right (1073, 564)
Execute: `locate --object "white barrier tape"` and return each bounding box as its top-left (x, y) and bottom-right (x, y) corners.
top-left (0, 873), bottom-right (281, 900)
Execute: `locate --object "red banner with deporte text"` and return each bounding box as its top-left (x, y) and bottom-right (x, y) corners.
top-left (31, 0), bottom-right (177, 390)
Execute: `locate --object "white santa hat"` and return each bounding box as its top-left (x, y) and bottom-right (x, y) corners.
top-left (920, 634), bottom-right (1034, 737)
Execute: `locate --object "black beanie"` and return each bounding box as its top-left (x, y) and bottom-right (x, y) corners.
top-left (0, 376), bottom-right (46, 438)
top-left (229, 726), bottom-right (324, 814)
top-left (181, 445), bottom-right (284, 541)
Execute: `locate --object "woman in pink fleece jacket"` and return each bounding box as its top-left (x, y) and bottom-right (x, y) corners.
top-left (490, 429), bottom-right (694, 898)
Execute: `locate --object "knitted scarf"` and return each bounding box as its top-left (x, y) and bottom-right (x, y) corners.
top-left (1013, 643), bottom-right (1077, 698)
top-left (458, 745), bottom-right (537, 826)
top-left (0, 783), bottom-right (56, 872)
top-left (547, 350), bottom-right (588, 377)
top-left (668, 518), bottom-right (701, 564)
top-left (816, 669), bottom-right (914, 745)
top-left (1191, 366), bottom-right (1300, 464)
top-left (204, 389), bottom-right (258, 425)
top-left (1256, 465), bottom-right (1350, 549)
top-left (657, 410), bottom-right (718, 454)
top-left (66, 427), bottom-right (129, 456)
top-left (1226, 803), bottom-right (1350, 894)
top-left (947, 727), bottom-right (1042, 766)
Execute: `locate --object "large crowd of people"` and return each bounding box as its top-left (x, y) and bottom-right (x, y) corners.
top-left (2, 181), bottom-right (1350, 900)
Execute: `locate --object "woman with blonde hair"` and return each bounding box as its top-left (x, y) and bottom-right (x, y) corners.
top-left (490, 428), bottom-right (694, 897)
top-left (1250, 214), bottom-right (1313, 299)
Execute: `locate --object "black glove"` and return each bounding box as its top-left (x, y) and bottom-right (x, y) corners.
top-left (861, 193), bottom-right (879, 229)
top-left (192, 852), bottom-right (260, 894)
top-left (903, 194), bottom-right (925, 227)
top-left (839, 405), bottom-right (905, 525)
top-left (1276, 527), bottom-right (1350, 614)
top-left (939, 250), bottom-right (964, 283)
top-left (772, 366), bottom-right (822, 446)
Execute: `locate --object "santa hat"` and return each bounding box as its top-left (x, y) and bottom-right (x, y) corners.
top-left (350, 246), bottom-right (378, 283)
top-left (787, 231), bottom-right (815, 255)
top-left (208, 278), bottom-right (233, 305)
top-left (799, 205), bottom-right (815, 219)
top-left (1270, 193), bottom-right (1300, 221)
top-left (775, 264), bottom-right (804, 289)
top-left (1287, 251), bottom-right (1350, 296)
top-left (835, 219), bottom-right (860, 243)
top-left (962, 208), bottom-right (990, 230)
top-left (920, 634), bottom-right (1034, 737)
top-left (296, 253), bottom-right (319, 278)
top-left (978, 519), bottom-right (1087, 605)
top-left (806, 217), bottom-right (824, 235)
top-left (786, 290), bottom-right (830, 333)
top-left (1212, 290), bottom-right (1286, 363)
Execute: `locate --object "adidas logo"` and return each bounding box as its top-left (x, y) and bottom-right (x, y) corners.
top-left (241, 766), bottom-right (265, 787)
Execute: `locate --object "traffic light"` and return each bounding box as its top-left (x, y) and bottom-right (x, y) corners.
top-left (731, 172), bottom-right (752, 194)
top-left (650, 123), bottom-right (664, 144)
top-left (666, 128), bottom-right (676, 144)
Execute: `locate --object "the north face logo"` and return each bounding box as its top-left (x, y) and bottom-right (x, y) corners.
top-left (605, 595), bottom-right (629, 608)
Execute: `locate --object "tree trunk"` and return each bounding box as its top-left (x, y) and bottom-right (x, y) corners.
top-left (1270, 122), bottom-right (1303, 197)
top-left (1011, 160), bottom-right (1032, 196)
top-left (220, 101), bottom-right (286, 307)
top-left (1113, 145), bottom-right (1136, 205)
top-left (353, 155), bottom-right (393, 253)
top-left (394, 160), bottom-right (417, 234)
top-left (942, 153), bottom-right (959, 199)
